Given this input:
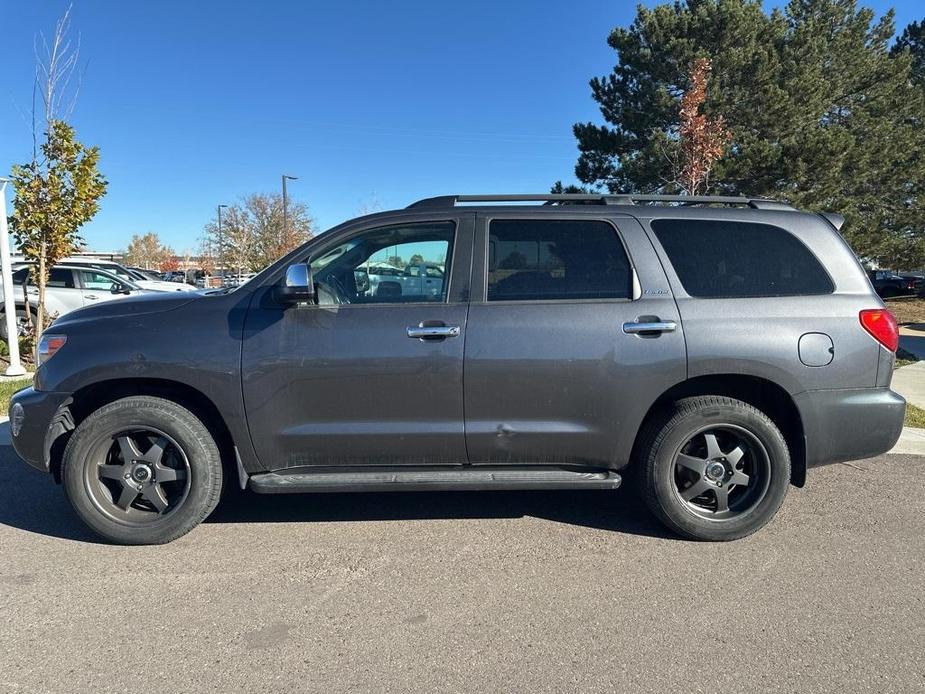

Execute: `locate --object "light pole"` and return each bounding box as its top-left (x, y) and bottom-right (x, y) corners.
top-left (0, 178), bottom-right (26, 376)
top-left (281, 174), bottom-right (297, 249)
top-left (216, 204), bottom-right (228, 281)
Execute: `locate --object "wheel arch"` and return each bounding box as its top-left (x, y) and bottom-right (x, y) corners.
top-left (631, 374), bottom-right (807, 487)
top-left (49, 378), bottom-right (238, 484)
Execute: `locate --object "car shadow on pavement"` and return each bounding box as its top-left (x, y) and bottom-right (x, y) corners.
top-left (899, 329), bottom-right (925, 360)
top-left (207, 484), bottom-right (676, 539)
top-left (0, 437), bottom-right (100, 543)
top-left (0, 430), bottom-right (673, 541)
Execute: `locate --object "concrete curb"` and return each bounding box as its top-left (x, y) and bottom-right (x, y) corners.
top-left (887, 427), bottom-right (925, 456)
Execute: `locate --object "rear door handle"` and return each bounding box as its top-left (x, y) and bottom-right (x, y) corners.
top-left (623, 321), bottom-right (677, 334)
top-left (407, 325), bottom-right (460, 340)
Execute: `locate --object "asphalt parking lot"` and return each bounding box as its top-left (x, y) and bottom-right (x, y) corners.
top-left (1, 441), bottom-right (923, 693)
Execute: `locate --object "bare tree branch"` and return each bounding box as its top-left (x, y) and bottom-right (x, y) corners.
top-left (33, 3), bottom-right (81, 131)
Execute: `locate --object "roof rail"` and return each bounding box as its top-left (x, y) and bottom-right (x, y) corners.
top-left (406, 193), bottom-right (794, 211)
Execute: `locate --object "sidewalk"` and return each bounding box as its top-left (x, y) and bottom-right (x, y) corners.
top-left (889, 360), bottom-right (925, 454)
top-left (891, 360), bottom-right (925, 409)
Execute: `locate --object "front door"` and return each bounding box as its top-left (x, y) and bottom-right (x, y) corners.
top-left (242, 215), bottom-right (474, 470)
top-left (76, 269), bottom-right (127, 307)
top-left (463, 212), bottom-right (687, 469)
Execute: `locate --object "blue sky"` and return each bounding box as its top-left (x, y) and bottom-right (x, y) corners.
top-left (1, 1), bottom-right (920, 253)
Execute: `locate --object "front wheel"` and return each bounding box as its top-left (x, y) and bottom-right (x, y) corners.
top-left (0, 309), bottom-right (36, 341)
top-left (639, 396), bottom-right (791, 541)
top-left (62, 396), bottom-right (223, 544)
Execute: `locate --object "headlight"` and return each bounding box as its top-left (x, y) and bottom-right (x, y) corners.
top-left (37, 334), bottom-right (67, 365)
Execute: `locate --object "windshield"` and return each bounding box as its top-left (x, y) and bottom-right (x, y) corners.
top-left (74, 262), bottom-right (135, 283)
top-left (103, 264), bottom-right (136, 283)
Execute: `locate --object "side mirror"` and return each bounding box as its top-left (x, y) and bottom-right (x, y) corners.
top-left (276, 263), bottom-right (315, 304)
top-left (111, 283), bottom-right (131, 295)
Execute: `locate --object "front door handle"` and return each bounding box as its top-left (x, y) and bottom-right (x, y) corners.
top-left (85, 294), bottom-right (99, 301)
top-left (407, 324), bottom-right (461, 340)
top-left (623, 320), bottom-right (677, 334)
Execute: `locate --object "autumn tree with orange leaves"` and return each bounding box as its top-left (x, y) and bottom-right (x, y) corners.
top-left (676, 58), bottom-right (731, 196)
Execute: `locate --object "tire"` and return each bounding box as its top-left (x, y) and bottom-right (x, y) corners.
top-left (62, 396), bottom-right (222, 545)
top-left (0, 309), bottom-right (35, 341)
top-left (639, 396), bottom-right (790, 541)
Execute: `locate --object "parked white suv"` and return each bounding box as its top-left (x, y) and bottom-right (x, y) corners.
top-left (0, 264), bottom-right (156, 339)
top-left (57, 258), bottom-right (197, 293)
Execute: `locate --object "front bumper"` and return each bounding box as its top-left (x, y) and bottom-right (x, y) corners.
top-left (794, 387), bottom-right (906, 469)
top-left (8, 387), bottom-right (73, 473)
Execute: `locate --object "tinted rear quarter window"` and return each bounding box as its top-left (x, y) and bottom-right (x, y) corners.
top-left (651, 219), bottom-right (833, 298)
top-left (49, 268), bottom-right (76, 288)
top-left (488, 220), bottom-right (631, 301)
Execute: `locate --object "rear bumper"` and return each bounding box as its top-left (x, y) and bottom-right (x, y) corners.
top-left (8, 387), bottom-right (73, 473)
top-left (794, 387), bottom-right (905, 468)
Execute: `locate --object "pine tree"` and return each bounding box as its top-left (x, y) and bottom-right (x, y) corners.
top-left (571, 0), bottom-right (925, 267)
top-left (893, 19), bottom-right (925, 85)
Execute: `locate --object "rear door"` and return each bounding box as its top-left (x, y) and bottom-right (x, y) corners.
top-left (40, 268), bottom-right (84, 316)
top-left (463, 211), bottom-right (687, 468)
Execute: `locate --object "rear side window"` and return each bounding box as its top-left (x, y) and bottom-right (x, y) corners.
top-left (487, 220), bottom-right (632, 301)
top-left (48, 268), bottom-right (76, 288)
top-left (652, 219), bottom-right (834, 298)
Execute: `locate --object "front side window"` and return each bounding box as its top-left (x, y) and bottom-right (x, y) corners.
top-left (308, 222), bottom-right (454, 305)
top-left (79, 270), bottom-right (117, 291)
top-left (652, 219), bottom-right (834, 298)
top-left (487, 219), bottom-right (632, 301)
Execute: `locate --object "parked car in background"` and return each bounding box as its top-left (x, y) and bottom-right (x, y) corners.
top-left (868, 269), bottom-right (917, 298)
top-left (7, 193), bottom-right (905, 545)
top-left (56, 258), bottom-right (197, 293)
top-left (0, 264), bottom-right (156, 339)
top-left (127, 266), bottom-right (161, 281)
top-left (362, 261), bottom-right (445, 299)
top-left (896, 272), bottom-right (925, 298)
top-left (196, 275), bottom-right (223, 289)
top-left (163, 270), bottom-right (194, 285)
top-left (222, 272), bottom-right (256, 288)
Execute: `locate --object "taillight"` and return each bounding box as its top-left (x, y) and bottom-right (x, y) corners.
top-left (859, 309), bottom-right (898, 352)
top-left (37, 334), bottom-right (67, 365)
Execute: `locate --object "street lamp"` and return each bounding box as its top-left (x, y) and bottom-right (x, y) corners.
top-left (217, 204), bottom-right (228, 281)
top-left (281, 174), bottom-right (298, 248)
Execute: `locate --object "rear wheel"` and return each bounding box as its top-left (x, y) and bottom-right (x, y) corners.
top-left (62, 396), bottom-right (222, 544)
top-left (639, 396), bottom-right (790, 541)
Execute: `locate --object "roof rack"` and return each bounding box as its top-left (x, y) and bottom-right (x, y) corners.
top-left (406, 193), bottom-right (794, 211)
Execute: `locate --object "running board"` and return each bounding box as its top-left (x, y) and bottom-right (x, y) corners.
top-left (248, 467), bottom-right (622, 494)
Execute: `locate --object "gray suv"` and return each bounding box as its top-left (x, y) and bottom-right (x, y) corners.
top-left (9, 194), bottom-right (906, 544)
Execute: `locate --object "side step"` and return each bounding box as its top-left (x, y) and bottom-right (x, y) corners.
top-left (248, 466), bottom-right (622, 494)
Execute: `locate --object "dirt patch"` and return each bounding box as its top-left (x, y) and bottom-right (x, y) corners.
top-left (885, 297), bottom-right (925, 325)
